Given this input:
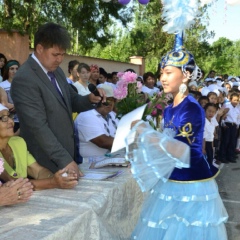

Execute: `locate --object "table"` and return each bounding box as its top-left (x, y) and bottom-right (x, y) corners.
top-left (0, 164), bottom-right (144, 240)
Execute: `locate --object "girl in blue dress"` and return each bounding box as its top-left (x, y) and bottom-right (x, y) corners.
top-left (126, 34), bottom-right (228, 240)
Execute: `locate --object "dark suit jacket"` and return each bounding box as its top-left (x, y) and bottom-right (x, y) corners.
top-left (11, 56), bottom-right (93, 173)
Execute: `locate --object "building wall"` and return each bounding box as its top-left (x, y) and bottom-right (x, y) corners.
top-left (1, 31), bottom-right (144, 76)
top-left (0, 30), bottom-right (29, 65)
top-left (61, 54), bottom-right (143, 76)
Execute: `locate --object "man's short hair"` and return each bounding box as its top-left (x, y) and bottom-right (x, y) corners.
top-left (34, 22), bottom-right (71, 50)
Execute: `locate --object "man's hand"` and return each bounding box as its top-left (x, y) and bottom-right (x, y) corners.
top-left (89, 88), bottom-right (106, 104)
top-left (65, 161), bottom-right (83, 179)
top-left (52, 169), bottom-right (78, 189)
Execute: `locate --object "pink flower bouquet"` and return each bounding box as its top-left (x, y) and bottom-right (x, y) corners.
top-left (113, 71), bottom-right (170, 129)
top-left (142, 91), bottom-right (170, 129)
top-left (114, 71), bottom-right (145, 118)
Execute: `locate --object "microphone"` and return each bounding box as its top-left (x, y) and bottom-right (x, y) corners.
top-left (88, 83), bottom-right (101, 97)
top-left (88, 84), bottom-right (109, 106)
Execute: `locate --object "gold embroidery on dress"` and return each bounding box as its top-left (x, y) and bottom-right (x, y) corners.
top-left (176, 123), bottom-right (195, 144)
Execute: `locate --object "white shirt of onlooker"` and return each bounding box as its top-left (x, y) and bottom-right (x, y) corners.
top-left (141, 85), bottom-right (159, 96)
top-left (74, 109), bottom-right (118, 159)
top-left (223, 102), bottom-right (240, 126)
top-left (203, 117), bottom-right (218, 142)
top-left (73, 81), bottom-right (91, 96)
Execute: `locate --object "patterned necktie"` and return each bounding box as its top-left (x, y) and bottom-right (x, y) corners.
top-left (47, 72), bottom-right (62, 97)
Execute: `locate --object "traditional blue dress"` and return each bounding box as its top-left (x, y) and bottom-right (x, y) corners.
top-left (126, 95), bottom-right (228, 240)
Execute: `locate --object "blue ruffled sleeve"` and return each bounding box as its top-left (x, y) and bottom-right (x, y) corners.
top-left (125, 121), bottom-right (190, 192)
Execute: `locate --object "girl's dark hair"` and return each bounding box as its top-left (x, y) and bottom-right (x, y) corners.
top-left (204, 102), bottom-right (218, 111)
top-left (189, 90), bottom-right (202, 98)
top-left (185, 59), bottom-right (196, 74)
top-left (0, 53), bottom-right (7, 76)
top-left (125, 68), bottom-right (136, 73)
top-left (198, 96), bottom-right (209, 103)
top-left (2, 60), bottom-right (20, 80)
top-left (77, 63), bottom-right (90, 73)
top-left (207, 91), bottom-right (218, 98)
top-left (68, 60), bottom-right (80, 74)
top-left (99, 67), bottom-right (108, 78)
top-left (229, 92), bottom-right (239, 100)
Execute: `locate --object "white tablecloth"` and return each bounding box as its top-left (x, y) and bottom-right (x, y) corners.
top-left (0, 164), bottom-right (144, 240)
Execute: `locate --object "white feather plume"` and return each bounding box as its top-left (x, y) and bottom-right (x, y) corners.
top-left (161, 0), bottom-right (200, 34)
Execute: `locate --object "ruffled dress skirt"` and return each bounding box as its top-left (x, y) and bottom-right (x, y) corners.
top-left (131, 179), bottom-right (228, 240)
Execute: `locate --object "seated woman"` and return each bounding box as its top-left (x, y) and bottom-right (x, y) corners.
top-left (0, 104), bottom-right (78, 190)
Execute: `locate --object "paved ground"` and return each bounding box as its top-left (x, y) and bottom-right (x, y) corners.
top-left (216, 155), bottom-right (240, 240)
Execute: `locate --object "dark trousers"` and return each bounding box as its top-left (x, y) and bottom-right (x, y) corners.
top-left (74, 126), bottom-right (83, 164)
top-left (219, 123), bottom-right (238, 161)
top-left (206, 141), bottom-right (213, 165)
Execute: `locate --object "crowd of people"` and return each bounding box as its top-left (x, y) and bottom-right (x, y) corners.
top-left (0, 23), bottom-right (239, 195)
top-left (0, 21), bottom-right (238, 239)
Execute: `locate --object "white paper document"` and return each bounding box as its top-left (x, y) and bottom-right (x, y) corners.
top-left (111, 104), bottom-right (147, 153)
top-left (81, 170), bottom-right (123, 180)
top-left (90, 157), bottom-right (128, 169)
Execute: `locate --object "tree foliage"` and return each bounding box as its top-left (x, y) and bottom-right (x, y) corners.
top-left (201, 38), bottom-right (240, 76)
top-left (87, 1), bottom-right (213, 76)
top-left (0, 0), bottom-right (133, 52)
top-left (1, 1), bottom-right (239, 76)
top-left (87, 2), bottom-right (240, 77)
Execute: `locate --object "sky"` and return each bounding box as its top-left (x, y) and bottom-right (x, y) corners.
top-left (207, 1), bottom-right (240, 43)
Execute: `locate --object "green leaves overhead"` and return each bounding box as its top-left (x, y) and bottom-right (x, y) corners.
top-left (0, 1), bottom-right (239, 76)
top-left (0, 0), bottom-right (133, 51)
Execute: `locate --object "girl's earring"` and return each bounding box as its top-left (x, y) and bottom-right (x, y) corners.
top-left (179, 83), bottom-right (187, 95)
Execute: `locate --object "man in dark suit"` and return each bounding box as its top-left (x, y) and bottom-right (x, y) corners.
top-left (11, 23), bottom-right (105, 179)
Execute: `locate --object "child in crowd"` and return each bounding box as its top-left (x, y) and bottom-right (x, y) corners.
top-left (203, 103), bottom-right (218, 166)
top-left (214, 90), bottom-right (229, 161)
top-left (128, 33), bottom-right (228, 239)
top-left (224, 82), bottom-right (232, 94)
top-left (219, 92), bottom-right (240, 163)
top-left (198, 96), bottom-right (209, 108)
top-left (207, 91), bottom-right (218, 105)
top-left (189, 90), bottom-right (202, 101)
top-left (236, 96), bottom-right (240, 153)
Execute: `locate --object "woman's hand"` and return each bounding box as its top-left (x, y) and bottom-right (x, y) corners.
top-left (0, 178), bottom-right (33, 206)
top-left (52, 169), bottom-right (78, 189)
